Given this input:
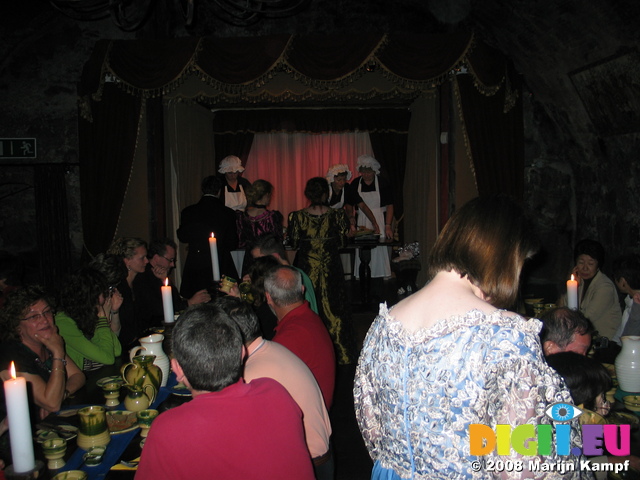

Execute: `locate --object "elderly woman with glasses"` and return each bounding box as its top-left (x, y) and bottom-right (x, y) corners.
top-left (0, 285), bottom-right (85, 420)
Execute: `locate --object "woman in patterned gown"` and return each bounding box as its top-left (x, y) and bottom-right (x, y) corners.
top-left (287, 177), bottom-right (356, 365)
top-left (237, 179), bottom-right (283, 276)
top-left (354, 195), bottom-right (586, 480)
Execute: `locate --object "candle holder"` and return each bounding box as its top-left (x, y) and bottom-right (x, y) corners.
top-left (162, 321), bottom-right (175, 359)
top-left (4, 460), bottom-right (46, 480)
top-left (42, 437), bottom-right (67, 470)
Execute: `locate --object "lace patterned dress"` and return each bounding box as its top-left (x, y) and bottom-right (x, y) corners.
top-left (354, 304), bottom-right (591, 480)
top-left (288, 208), bottom-right (356, 364)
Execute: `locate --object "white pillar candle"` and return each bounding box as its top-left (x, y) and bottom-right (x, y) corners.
top-left (567, 274), bottom-right (579, 310)
top-left (161, 278), bottom-right (174, 323)
top-left (209, 233), bottom-right (220, 281)
top-left (4, 362), bottom-right (35, 473)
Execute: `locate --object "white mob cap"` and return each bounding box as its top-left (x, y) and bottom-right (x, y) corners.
top-left (357, 154), bottom-right (381, 174)
top-left (326, 164), bottom-right (352, 183)
top-left (218, 155), bottom-right (245, 174)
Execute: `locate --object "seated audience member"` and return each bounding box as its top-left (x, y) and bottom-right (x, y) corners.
top-left (612, 253), bottom-right (640, 346)
top-left (136, 303), bottom-right (314, 480)
top-left (0, 252), bottom-right (23, 309)
top-left (107, 237), bottom-right (149, 349)
top-left (546, 351), bottom-right (640, 476)
top-left (250, 233), bottom-right (319, 314)
top-left (264, 265), bottom-right (336, 409)
top-left (177, 175), bottom-right (239, 299)
top-left (55, 267), bottom-right (122, 371)
top-left (133, 238), bottom-right (210, 332)
top-left (89, 252), bottom-right (128, 336)
top-left (217, 297), bottom-right (333, 480)
top-left (539, 307), bottom-right (594, 356)
top-left (244, 255), bottom-right (281, 340)
top-left (570, 239), bottom-right (621, 340)
top-left (0, 286), bottom-right (85, 422)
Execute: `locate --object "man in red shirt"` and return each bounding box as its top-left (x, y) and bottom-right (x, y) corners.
top-left (265, 265), bottom-right (337, 409)
top-left (136, 303), bottom-right (314, 480)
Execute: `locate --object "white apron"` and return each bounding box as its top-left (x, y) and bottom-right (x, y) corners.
top-left (329, 186), bottom-right (345, 208)
top-left (354, 176), bottom-right (391, 278)
top-left (224, 184), bottom-right (247, 211)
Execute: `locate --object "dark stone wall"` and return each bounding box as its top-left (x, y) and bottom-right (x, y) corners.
top-left (1, 0), bottom-right (639, 291)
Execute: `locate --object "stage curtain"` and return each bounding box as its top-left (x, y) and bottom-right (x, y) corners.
top-left (165, 100), bottom-right (215, 287)
top-left (455, 72), bottom-right (523, 201)
top-left (78, 32), bottom-right (519, 256)
top-left (243, 132), bottom-right (374, 220)
top-left (78, 82), bottom-right (142, 258)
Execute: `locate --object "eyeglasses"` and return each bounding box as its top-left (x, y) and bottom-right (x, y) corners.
top-left (22, 309), bottom-right (54, 323)
top-left (161, 255), bottom-right (176, 264)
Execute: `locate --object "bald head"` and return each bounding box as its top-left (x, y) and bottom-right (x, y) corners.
top-left (263, 266), bottom-right (304, 308)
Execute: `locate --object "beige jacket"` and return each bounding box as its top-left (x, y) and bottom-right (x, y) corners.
top-left (579, 270), bottom-right (622, 339)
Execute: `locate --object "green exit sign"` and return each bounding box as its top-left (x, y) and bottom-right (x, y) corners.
top-left (0, 138), bottom-right (37, 158)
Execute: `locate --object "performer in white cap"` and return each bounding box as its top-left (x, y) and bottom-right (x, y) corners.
top-left (218, 155), bottom-right (252, 211)
top-left (326, 164), bottom-right (379, 237)
top-left (351, 155), bottom-right (395, 278)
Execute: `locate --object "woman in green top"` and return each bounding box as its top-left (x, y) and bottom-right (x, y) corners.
top-left (55, 267), bottom-right (122, 371)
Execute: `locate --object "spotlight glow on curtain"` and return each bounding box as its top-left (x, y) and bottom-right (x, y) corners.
top-left (243, 132), bottom-right (373, 223)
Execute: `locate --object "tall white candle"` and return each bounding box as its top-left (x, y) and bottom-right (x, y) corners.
top-left (209, 233), bottom-right (220, 281)
top-left (4, 362), bottom-right (35, 473)
top-left (567, 274), bottom-right (579, 310)
top-left (161, 278), bottom-right (174, 324)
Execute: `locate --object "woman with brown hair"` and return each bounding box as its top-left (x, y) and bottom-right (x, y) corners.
top-left (237, 179), bottom-right (283, 276)
top-left (354, 195), bottom-right (582, 479)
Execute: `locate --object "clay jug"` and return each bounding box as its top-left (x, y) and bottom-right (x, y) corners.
top-left (77, 406), bottom-right (111, 449)
top-left (123, 384), bottom-right (152, 412)
top-left (121, 355), bottom-right (161, 404)
top-left (130, 334), bottom-right (170, 387)
top-left (615, 336), bottom-right (640, 392)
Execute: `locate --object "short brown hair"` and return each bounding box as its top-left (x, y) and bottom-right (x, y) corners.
top-left (428, 195), bottom-right (538, 308)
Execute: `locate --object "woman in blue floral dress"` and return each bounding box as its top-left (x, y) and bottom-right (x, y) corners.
top-left (354, 196), bottom-right (587, 479)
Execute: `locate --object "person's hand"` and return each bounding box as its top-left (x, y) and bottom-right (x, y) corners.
top-left (151, 264), bottom-right (169, 280)
top-left (242, 274), bottom-right (251, 283)
top-left (221, 283), bottom-right (241, 298)
top-left (107, 289), bottom-right (123, 312)
top-left (347, 224), bottom-right (357, 237)
top-left (384, 224), bottom-right (393, 241)
top-left (188, 289), bottom-right (211, 306)
top-left (34, 330), bottom-right (65, 359)
top-left (633, 292), bottom-right (640, 304)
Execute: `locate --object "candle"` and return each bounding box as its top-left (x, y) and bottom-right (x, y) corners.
top-left (161, 278), bottom-right (174, 324)
top-left (567, 274), bottom-right (579, 310)
top-left (209, 233), bottom-right (220, 281)
top-left (4, 362), bottom-right (35, 473)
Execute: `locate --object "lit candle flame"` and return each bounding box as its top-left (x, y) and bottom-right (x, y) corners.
top-left (210, 233), bottom-right (215, 239)
top-left (571, 274), bottom-right (575, 281)
top-left (165, 277), bottom-right (169, 287)
top-left (10, 361), bottom-right (16, 379)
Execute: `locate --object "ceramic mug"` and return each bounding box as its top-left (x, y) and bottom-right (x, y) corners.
top-left (219, 275), bottom-right (237, 293)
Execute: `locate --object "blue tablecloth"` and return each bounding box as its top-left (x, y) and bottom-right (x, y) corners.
top-left (55, 373), bottom-right (177, 480)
